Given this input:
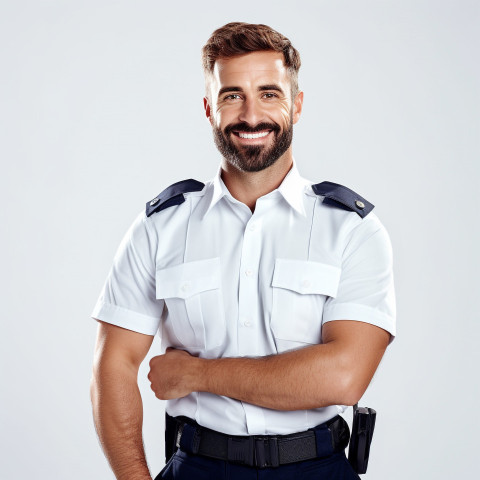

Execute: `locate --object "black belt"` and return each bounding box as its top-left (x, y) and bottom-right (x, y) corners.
top-left (166, 414), bottom-right (350, 469)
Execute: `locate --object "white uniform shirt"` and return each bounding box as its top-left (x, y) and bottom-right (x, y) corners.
top-left (92, 161), bottom-right (396, 435)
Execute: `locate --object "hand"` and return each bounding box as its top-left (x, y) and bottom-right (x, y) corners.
top-left (148, 348), bottom-right (201, 400)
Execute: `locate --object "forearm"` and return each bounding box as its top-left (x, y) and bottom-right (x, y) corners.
top-left (90, 361), bottom-right (152, 480)
top-left (149, 322), bottom-right (388, 410)
top-left (197, 343), bottom-right (356, 410)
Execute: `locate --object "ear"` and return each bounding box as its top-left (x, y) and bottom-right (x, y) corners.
top-left (204, 97), bottom-right (213, 125)
top-left (292, 91), bottom-right (304, 125)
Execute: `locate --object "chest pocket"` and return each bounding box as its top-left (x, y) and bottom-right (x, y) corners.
top-left (156, 257), bottom-right (225, 350)
top-left (271, 259), bottom-right (341, 352)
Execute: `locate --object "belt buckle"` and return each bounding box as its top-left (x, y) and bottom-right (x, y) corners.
top-left (254, 436), bottom-right (279, 468)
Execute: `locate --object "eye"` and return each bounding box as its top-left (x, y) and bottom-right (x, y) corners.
top-left (224, 93), bottom-right (241, 101)
top-left (262, 92), bottom-right (278, 99)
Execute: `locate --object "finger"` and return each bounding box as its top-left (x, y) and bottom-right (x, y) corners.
top-left (149, 356), bottom-right (159, 368)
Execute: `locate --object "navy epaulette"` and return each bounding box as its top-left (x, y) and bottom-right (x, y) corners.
top-left (312, 181), bottom-right (374, 218)
top-left (146, 179), bottom-right (205, 217)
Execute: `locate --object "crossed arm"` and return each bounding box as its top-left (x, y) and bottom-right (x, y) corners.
top-left (91, 319), bottom-right (389, 479)
top-left (147, 320), bottom-right (391, 410)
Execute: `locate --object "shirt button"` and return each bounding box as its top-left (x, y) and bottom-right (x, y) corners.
top-left (249, 223), bottom-right (257, 231)
top-left (181, 282), bottom-right (190, 293)
top-left (244, 321), bottom-right (252, 327)
top-left (245, 269), bottom-right (253, 277)
top-left (302, 279), bottom-right (311, 288)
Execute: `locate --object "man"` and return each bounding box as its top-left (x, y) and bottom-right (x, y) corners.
top-left (90, 22), bottom-right (396, 480)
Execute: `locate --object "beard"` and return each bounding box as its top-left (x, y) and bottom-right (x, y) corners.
top-left (212, 114), bottom-right (293, 173)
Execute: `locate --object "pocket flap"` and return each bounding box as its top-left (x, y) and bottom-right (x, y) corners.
top-left (156, 257), bottom-right (221, 299)
top-left (272, 259), bottom-right (341, 297)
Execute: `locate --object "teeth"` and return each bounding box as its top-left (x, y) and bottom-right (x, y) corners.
top-left (238, 131), bottom-right (269, 139)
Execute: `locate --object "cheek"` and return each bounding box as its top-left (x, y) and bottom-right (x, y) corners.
top-left (261, 99), bottom-right (292, 124)
top-left (215, 106), bottom-right (236, 129)
top-left (275, 104), bottom-right (293, 126)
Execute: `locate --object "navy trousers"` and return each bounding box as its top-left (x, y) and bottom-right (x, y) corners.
top-left (155, 449), bottom-right (360, 479)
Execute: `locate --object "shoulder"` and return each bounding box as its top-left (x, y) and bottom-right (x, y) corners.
top-left (145, 179), bottom-right (205, 218)
top-left (311, 180), bottom-right (374, 219)
top-left (309, 180), bottom-right (388, 249)
top-left (309, 181), bottom-right (393, 264)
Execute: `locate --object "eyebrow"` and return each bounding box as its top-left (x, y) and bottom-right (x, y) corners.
top-left (258, 84), bottom-right (285, 95)
top-left (218, 84), bottom-right (285, 98)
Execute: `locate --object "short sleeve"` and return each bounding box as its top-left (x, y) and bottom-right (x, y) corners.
top-left (91, 212), bottom-right (164, 336)
top-left (322, 216), bottom-right (396, 341)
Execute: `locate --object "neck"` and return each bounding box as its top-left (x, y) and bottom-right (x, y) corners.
top-left (220, 150), bottom-right (294, 213)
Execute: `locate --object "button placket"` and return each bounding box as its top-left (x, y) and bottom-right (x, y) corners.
top-left (237, 218), bottom-right (262, 352)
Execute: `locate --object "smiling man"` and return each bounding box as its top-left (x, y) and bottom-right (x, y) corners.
top-left (90, 23), bottom-right (396, 480)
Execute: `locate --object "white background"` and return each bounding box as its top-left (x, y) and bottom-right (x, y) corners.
top-left (1, 1), bottom-right (478, 478)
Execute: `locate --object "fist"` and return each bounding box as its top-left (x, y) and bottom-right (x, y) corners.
top-left (148, 348), bottom-right (201, 400)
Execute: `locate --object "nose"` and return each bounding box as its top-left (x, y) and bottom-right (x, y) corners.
top-left (238, 97), bottom-right (264, 127)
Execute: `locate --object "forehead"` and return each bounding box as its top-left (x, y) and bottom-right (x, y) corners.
top-left (209, 51), bottom-right (288, 91)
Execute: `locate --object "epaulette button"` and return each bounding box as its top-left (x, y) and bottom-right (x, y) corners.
top-left (355, 200), bottom-right (365, 209)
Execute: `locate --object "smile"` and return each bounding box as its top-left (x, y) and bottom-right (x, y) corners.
top-left (233, 130), bottom-right (271, 139)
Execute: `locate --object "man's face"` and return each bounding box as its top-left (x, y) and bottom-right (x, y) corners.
top-left (204, 51), bottom-right (303, 172)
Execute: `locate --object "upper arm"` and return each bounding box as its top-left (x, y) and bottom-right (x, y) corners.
top-left (92, 320), bottom-right (155, 373)
top-left (323, 217), bottom-right (396, 340)
top-left (319, 217), bottom-right (395, 404)
top-left (322, 320), bottom-right (390, 403)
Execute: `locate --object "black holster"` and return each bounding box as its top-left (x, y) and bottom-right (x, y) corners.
top-left (347, 404), bottom-right (376, 474)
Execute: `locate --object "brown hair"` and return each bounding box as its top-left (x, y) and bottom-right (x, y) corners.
top-left (202, 22), bottom-right (301, 98)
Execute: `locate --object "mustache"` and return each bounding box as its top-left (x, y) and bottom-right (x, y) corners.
top-left (224, 122), bottom-right (281, 135)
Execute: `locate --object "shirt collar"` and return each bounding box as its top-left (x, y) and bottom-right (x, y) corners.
top-left (202, 159), bottom-right (308, 219)
top-left (276, 159), bottom-right (308, 217)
